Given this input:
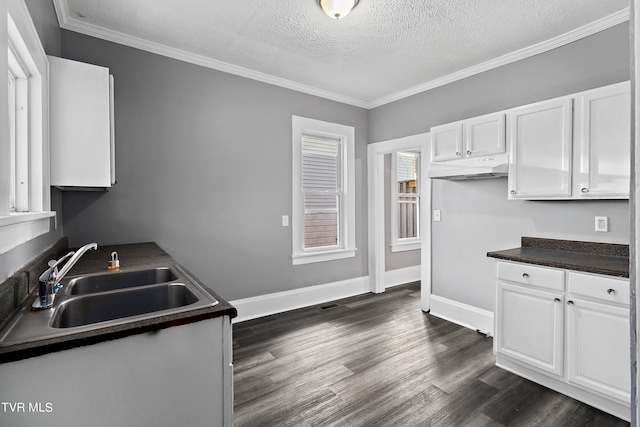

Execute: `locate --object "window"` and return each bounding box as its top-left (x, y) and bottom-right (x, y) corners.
top-left (8, 41), bottom-right (29, 212)
top-left (302, 135), bottom-right (341, 249)
top-left (292, 116), bottom-right (356, 265)
top-left (390, 151), bottom-right (421, 252)
top-left (0, 10), bottom-right (54, 255)
top-left (8, 69), bottom-right (16, 211)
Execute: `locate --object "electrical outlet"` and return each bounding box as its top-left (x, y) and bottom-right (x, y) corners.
top-left (595, 216), bottom-right (608, 232)
top-left (433, 210), bottom-right (441, 222)
top-left (282, 215), bottom-right (289, 227)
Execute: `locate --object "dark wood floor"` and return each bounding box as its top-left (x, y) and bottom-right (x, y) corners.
top-left (233, 282), bottom-right (629, 426)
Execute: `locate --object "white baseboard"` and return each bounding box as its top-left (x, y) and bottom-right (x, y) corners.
top-left (230, 276), bottom-right (370, 323)
top-left (429, 295), bottom-right (494, 336)
top-left (385, 265), bottom-right (420, 288)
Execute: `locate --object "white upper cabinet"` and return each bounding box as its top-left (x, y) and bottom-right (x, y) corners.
top-left (49, 56), bottom-right (115, 189)
top-left (431, 112), bottom-right (505, 162)
top-left (507, 98), bottom-right (573, 199)
top-left (507, 81), bottom-right (630, 200)
top-left (574, 81), bottom-right (630, 199)
top-left (464, 112), bottom-right (506, 158)
top-left (431, 122), bottom-right (463, 161)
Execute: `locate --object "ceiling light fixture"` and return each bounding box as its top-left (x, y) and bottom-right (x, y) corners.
top-left (318, 0), bottom-right (359, 20)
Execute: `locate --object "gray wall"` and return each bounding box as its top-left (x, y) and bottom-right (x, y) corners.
top-left (25, 0), bottom-right (60, 56)
top-left (369, 23), bottom-right (631, 312)
top-left (59, 30), bottom-right (369, 301)
top-left (0, 0), bottom-right (63, 281)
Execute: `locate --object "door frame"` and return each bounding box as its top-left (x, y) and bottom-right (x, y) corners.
top-left (367, 132), bottom-right (431, 311)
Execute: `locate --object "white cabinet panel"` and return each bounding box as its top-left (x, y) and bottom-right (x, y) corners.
top-left (497, 282), bottom-right (564, 376)
top-left (465, 112), bottom-right (505, 158)
top-left (568, 271), bottom-right (630, 306)
top-left (431, 112), bottom-right (505, 163)
top-left (49, 56), bottom-right (115, 188)
top-left (431, 121), bottom-right (462, 161)
top-left (566, 298), bottom-right (630, 402)
top-left (497, 261), bottom-right (564, 291)
top-left (495, 260), bottom-right (631, 419)
top-left (508, 98), bottom-right (573, 199)
top-left (575, 81), bottom-right (630, 198)
top-left (0, 317), bottom-right (233, 426)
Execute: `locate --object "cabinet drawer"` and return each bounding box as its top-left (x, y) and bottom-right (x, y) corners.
top-left (568, 272), bottom-right (629, 306)
top-left (497, 262), bottom-right (564, 291)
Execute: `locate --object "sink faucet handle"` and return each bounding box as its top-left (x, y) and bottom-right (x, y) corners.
top-left (38, 251), bottom-right (75, 283)
top-left (54, 243), bottom-right (98, 286)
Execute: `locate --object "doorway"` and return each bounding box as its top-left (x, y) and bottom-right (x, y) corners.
top-left (367, 132), bottom-right (431, 311)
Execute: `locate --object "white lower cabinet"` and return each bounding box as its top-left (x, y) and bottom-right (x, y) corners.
top-left (0, 316), bottom-right (234, 427)
top-left (566, 298), bottom-right (630, 402)
top-left (497, 283), bottom-right (563, 376)
top-left (495, 261), bottom-right (630, 421)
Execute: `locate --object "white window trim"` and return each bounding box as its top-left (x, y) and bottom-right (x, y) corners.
top-left (8, 41), bottom-right (29, 212)
top-left (390, 151), bottom-right (421, 252)
top-left (1, 3), bottom-right (54, 255)
top-left (292, 116), bottom-right (356, 265)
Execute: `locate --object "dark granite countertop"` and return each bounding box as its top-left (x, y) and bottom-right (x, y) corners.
top-left (0, 242), bottom-right (236, 363)
top-left (487, 237), bottom-right (629, 278)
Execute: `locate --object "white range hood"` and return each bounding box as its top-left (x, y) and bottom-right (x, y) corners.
top-left (427, 153), bottom-right (509, 180)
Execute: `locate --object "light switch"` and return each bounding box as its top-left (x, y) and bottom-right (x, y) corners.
top-left (282, 215), bottom-right (289, 227)
top-left (433, 210), bottom-right (441, 222)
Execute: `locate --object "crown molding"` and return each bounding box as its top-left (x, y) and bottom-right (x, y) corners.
top-left (51, 1), bottom-right (370, 108)
top-left (52, 1), bottom-right (629, 110)
top-left (368, 8), bottom-right (630, 108)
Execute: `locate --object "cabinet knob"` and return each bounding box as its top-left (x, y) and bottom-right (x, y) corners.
top-left (510, 190), bottom-right (516, 195)
top-left (554, 298), bottom-right (561, 303)
top-left (522, 273), bottom-right (529, 278)
top-left (455, 152), bottom-right (461, 157)
top-left (607, 288), bottom-right (616, 295)
top-left (466, 150), bottom-right (472, 155)
top-left (567, 300), bottom-right (574, 306)
top-left (581, 187), bottom-right (589, 193)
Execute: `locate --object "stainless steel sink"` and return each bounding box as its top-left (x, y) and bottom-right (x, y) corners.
top-left (52, 283), bottom-right (199, 328)
top-left (0, 265), bottom-right (218, 346)
top-left (66, 267), bottom-right (178, 295)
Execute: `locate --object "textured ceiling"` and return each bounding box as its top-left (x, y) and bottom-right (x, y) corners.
top-left (55, 0), bottom-right (629, 108)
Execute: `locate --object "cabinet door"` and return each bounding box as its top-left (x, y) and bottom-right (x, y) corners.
top-left (496, 282), bottom-right (564, 376)
top-left (49, 56), bottom-right (113, 188)
top-left (464, 113), bottom-right (505, 158)
top-left (575, 82), bottom-right (630, 199)
top-left (566, 298), bottom-right (630, 402)
top-left (430, 122), bottom-right (463, 161)
top-left (507, 98), bottom-right (573, 199)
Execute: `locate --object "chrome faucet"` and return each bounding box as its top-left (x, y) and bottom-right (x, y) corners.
top-left (32, 242), bottom-right (98, 310)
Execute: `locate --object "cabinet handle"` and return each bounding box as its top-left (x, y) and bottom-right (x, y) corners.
top-left (607, 288), bottom-right (616, 295)
top-left (522, 273), bottom-right (529, 278)
top-left (554, 298), bottom-right (561, 303)
top-left (567, 300), bottom-right (574, 306)
top-left (455, 152), bottom-right (461, 157)
top-left (581, 187), bottom-right (589, 193)
top-left (466, 150), bottom-right (472, 155)
top-left (510, 190), bottom-right (516, 195)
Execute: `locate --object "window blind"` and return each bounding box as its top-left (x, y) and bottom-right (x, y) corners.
top-left (302, 135), bottom-right (341, 212)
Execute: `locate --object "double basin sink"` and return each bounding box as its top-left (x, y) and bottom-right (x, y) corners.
top-left (0, 266), bottom-right (218, 346)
